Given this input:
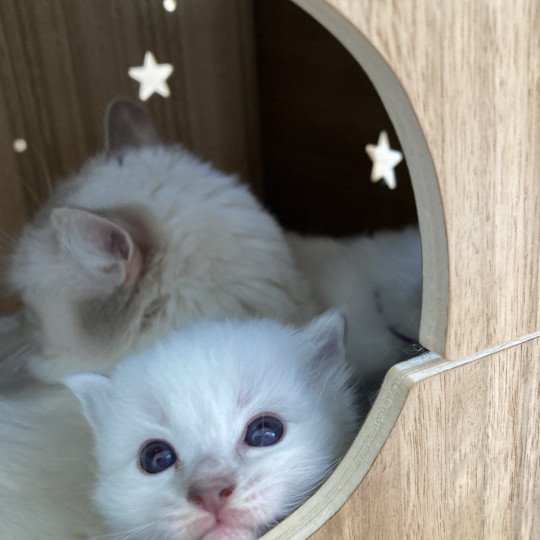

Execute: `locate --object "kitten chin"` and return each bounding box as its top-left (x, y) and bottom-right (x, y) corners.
top-left (6, 99), bottom-right (318, 382)
top-left (66, 311), bottom-right (359, 540)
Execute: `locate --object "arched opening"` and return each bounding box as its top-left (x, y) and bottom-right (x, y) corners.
top-left (0, 1), bottom-right (449, 538)
top-left (254, 1), bottom-right (449, 536)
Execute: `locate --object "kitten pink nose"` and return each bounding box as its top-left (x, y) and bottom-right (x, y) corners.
top-left (188, 484), bottom-right (235, 516)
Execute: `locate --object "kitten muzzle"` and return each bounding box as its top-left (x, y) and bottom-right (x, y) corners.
top-left (189, 482), bottom-right (236, 519)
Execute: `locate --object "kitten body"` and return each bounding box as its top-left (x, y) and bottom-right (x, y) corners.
top-left (67, 311), bottom-right (357, 540)
top-left (2, 100), bottom-right (422, 390)
top-left (287, 226), bottom-right (422, 388)
top-left (0, 383), bottom-right (100, 539)
top-left (7, 101), bottom-right (317, 382)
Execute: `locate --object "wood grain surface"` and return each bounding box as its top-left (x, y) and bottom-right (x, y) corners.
top-left (0, 0), bottom-right (260, 313)
top-left (253, 0), bottom-right (418, 237)
top-left (0, 3), bottom-right (538, 539)
top-left (264, 334), bottom-right (540, 539)
top-left (292, 0), bottom-right (540, 359)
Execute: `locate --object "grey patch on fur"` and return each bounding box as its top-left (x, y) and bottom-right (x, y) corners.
top-left (77, 288), bottom-right (138, 347)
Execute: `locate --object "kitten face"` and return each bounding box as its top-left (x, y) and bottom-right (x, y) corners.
top-left (66, 311), bottom-right (357, 540)
top-left (8, 100), bottom-right (316, 381)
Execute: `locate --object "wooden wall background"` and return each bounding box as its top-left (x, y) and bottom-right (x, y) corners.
top-left (254, 0), bottom-right (416, 236)
top-left (0, 0), bottom-right (418, 314)
top-left (0, 1), bottom-right (539, 539)
top-left (0, 0), bottom-right (262, 312)
top-left (265, 335), bottom-right (540, 539)
top-left (296, 0), bottom-right (540, 359)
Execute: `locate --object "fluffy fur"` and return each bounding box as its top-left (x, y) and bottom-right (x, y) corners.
top-left (0, 384), bottom-right (100, 539)
top-left (64, 311), bottom-right (356, 540)
top-left (0, 101), bottom-right (420, 539)
top-left (1, 100), bottom-right (422, 391)
top-left (6, 101), bottom-right (317, 383)
top-left (287, 226), bottom-right (422, 388)
top-left (0, 314), bottom-right (34, 389)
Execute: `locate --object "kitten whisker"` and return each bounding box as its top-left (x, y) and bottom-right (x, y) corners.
top-left (406, 306), bottom-right (422, 327)
top-left (18, 177), bottom-right (43, 208)
top-left (89, 516), bottom-right (166, 540)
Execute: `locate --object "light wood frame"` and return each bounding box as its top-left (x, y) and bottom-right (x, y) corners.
top-left (262, 0), bottom-right (540, 537)
top-left (0, 1), bottom-right (538, 537)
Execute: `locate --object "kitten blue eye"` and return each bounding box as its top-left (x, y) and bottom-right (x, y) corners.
top-left (139, 440), bottom-right (177, 473)
top-left (245, 415), bottom-right (284, 447)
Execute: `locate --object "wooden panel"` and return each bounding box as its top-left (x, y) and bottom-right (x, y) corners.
top-left (176, 0), bottom-right (262, 187)
top-left (264, 335), bottom-right (540, 539)
top-left (292, 0), bottom-right (540, 358)
top-left (0, 97), bottom-right (27, 312)
top-left (253, 0), bottom-right (417, 236)
top-left (0, 0), bottom-right (261, 313)
top-left (309, 337), bottom-right (540, 539)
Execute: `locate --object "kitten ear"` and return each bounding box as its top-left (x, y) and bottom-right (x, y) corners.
top-left (106, 99), bottom-right (161, 153)
top-left (64, 372), bottom-right (113, 430)
top-left (300, 309), bottom-right (349, 381)
top-left (50, 207), bottom-right (142, 290)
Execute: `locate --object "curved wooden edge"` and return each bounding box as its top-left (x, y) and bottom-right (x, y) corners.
top-left (261, 350), bottom-right (440, 540)
top-left (289, 0), bottom-right (449, 355)
top-left (308, 333), bottom-right (540, 538)
top-left (263, 330), bottom-right (540, 539)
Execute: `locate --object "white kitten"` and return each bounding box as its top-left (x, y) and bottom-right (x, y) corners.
top-left (287, 226), bottom-right (422, 388)
top-left (66, 311), bottom-right (358, 540)
top-left (2, 99), bottom-right (422, 391)
top-left (6, 100), bottom-right (317, 383)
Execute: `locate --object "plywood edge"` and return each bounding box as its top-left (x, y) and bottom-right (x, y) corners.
top-left (310, 336), bottom-right (540, 538)
top-left (263, 330), bottom-right (540, 539)
top-left (262, 350), bottom-right (440, 540)
top-left (290, 0), bottom-right (450, 356)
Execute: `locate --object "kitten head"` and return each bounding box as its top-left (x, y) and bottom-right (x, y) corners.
top-left (66, 310), bottom-right (357, 540)
top-left (9, 100), bottom-right (315, 381)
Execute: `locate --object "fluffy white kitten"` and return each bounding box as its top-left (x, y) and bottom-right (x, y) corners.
top-left (6, 100), bottom-right (317, 383)
top-left (66, 311), bottom-right (357, 540)
top-left (2, 99), bottom-right (422, 391)
top-left (287, 226), bottom-right (422, 388)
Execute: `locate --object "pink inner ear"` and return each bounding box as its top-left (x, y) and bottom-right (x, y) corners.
top-left (51, 207), bottom-right (143, 287)
top-left (104, 228), bottom-right (143, 286)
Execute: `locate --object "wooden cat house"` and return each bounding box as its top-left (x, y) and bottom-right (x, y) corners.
top-left (0, 0), bottom-right (538, 538)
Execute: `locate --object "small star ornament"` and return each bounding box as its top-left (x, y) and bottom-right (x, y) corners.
top-left (13, 138), bottom-right (28, 153)
top-left (365, 131), bottom-right (403, 190)
top-left (163, 0), bottom-right (177, 11)
top-left (128, 51), bottom-right (173, 101)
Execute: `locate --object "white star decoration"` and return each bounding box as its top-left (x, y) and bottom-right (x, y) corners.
top-left (163, 0), bottom-right (177, 11)
top-left (13, 138), bottom-right (27, 153)
top-left (365, 131), bottom-right (403, 190)
top-left (128, 51), bottom-right (173, 101)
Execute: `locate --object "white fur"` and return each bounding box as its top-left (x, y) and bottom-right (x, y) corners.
top-left (8, 144), bottom-right (317, 382)
top-left (0, 384), bottom-right (100, 539)
top-left (287, 226), bottom-right (423, 388)
top-left (3, 100), bottom-right (422, 390)
top-left (66, 312), bottom-right (358, 540)
top-left (0, 102), bottom-right (420, 539)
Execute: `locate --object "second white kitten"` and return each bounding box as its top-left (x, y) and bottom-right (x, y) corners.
top-left (287, 226), bottom-right (422, 388)
top-left (66, 311), bottom-right (358, 540)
